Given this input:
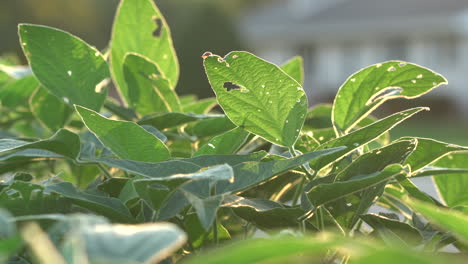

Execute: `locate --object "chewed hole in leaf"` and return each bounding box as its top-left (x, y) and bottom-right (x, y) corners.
top-left (365, 87), bottom-right (403, 106)
top-left (152, 17), bottom-right (163, 37)
top-left (223, 81), bottom-right (248, 93)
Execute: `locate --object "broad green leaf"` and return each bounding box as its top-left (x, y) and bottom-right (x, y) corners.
top-left (30, 87), bottom-right (73, 131)
top-left (401, 137), bottom-right (468, 172)
top-left (303, 104), bottom-right (389, 146)
top-left (104, 99), bottom-right (137, 121)
top-left (405, 198), bottom-right (468, 245)
top-left (194, 127), bottom-right (249, 156)
top-left (332, 61), bottom-right (447, 134)
top-left (0, 75), bottom-right (38, 108)
top-left (86, 152), bottom-right (266, 179)
top-left (336, 140), bottom-right (417, 181)
top-left (0, 181), bottom-right (71, 216)
top-left (76, 105), bottom-right (170, 162)
top-left (309, 108), bottom-right (426, 171)
top-left (182, 97), bottom-right (217, 114)
top-left (223, 195), bottom-right (307, 230)
top-left (185, 116), bottom-right (236, 138)
top-left (216, 147), bottom-right (346, 194)
top-left (139, 112), bottom-right (223, 131)
top-left (182, 192), bottom-right (224, 231)
top-left (396, 177), bottom-right (437, 205)
top-left (280, 56), bottom-right (304, 85)
top-left (123, 53), bottom-right (181, 116)
top-left (361, 213), bottom-right (422, 245)
top-left (64, 222), bottom-right (186, 264)
top-left (307, 164), bottom-right (406, 206)
top-left (0, 129), bottom-right (80, 159)
top-left (133, 164), bottom-right (234, 212)
top-left (111, 0), bottom-right (179, 102)
top-left (184, 213), bottom-right (230, 249)
top-left (204, 51), bottom-right (307, 147)
top-left (46, 182), bottom-right (134, 223)
top-left (433, 153), bottom-right (468, 207)
top-left (19, 24), bottom-right (109, 111)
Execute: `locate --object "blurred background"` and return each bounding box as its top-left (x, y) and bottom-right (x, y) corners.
top-left (1, 0), bottom-right (467, 144)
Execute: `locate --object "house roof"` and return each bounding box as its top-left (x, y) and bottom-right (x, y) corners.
top-left (240, 0), bottom-right (468, 44)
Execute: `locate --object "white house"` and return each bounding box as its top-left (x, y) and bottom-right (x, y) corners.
top-left (238, 0), bottom-right (468, 114)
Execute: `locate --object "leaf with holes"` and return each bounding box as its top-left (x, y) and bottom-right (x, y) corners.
top-left (332, 61), bottom-right (447, 134)
top-left (111, 0), bottom-right (179, 103)
top-left (19, 24), bottom-right (109, 111)
top-left (76, 105), bottom-right (170, 162)
top-left (204, 51), bottom-right (307, 147)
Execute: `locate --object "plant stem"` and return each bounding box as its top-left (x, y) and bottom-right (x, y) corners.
top-left (97, 163), bottom-right (113, 179)
top-left (292, 177), bottom-right (305, 206)
top-left (288, 146), bottom-right (315, 181)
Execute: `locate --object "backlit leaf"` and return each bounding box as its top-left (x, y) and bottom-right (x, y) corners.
top-left (19, 24), bottom-right (109, 111)
top-left (76, 105), bottom-right (170, 162)
top-left (332, 61), bottom-right (446, 134)
top-left (204, 51), bottom-right (307, 147)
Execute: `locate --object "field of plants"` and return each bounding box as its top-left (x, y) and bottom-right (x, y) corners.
top-left (0, 0), bottom-right (467, 263)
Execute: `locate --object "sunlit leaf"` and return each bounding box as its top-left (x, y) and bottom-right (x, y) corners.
top-left (204, 51), bottom-right (307, 147)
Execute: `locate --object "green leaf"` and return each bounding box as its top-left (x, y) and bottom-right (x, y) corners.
top-left (76, 105), bottom-right (170, 162)
top-left (184, 213), bottom-right (230, 249)
top-left (401, 137), bottom-right (468, 172)
top-left (204, 51), bottom-right (307, 147)
top-left (46, 182), bottom-right (134, 223)
top-left (111, 0), bottom-right (179, 102)
top-left (405, 198), bottom-right (468, 245)
top-left (86, 152), bottom-right (266, 179)
top-left (0, 75), bottom-right (38, 108)
top-left (361, 213), bottom-right (422, 245)
top-left (194, 127), bottom-right (249, 157)
top-left (123, 53), bottom-right (181, 116)
top-left (223, 195), bottom-right (307, 230)
top-left (139, 112), bottom-right (223, 131)
top-left (133, 164), bottom-right (234, 212)
top-left (185, 116), bottom-right (236, 138)
top-left (19, 24), bottom-right (109, 111)
top-left (181, 236), bottom-right (337, 264)
top-left (182, 97), bottom-right (217, 114)
top-left (336, 139), bottom-right (417, 181)
top-left (30, 87), bottom-right (73, 131)
top-left (65, 222), bottom-right (186, 264)
top-left (280, 56), bottom-right (304, 85)
top-left (307, 164), bottom-right (406, 206)
top-left (216, 147), bottom-right (345, 194)
top-left (432, 152), bottom-right (468, 207)
top-left (0, 129), bottom-right (80, 159)
top-left (0, 181), bottom-right (71, 216)
top-left (182, 192), bottom-right (224, 231)
top-left (332, 61), bottom-right (447, 134)
top-left (309, 108), bottom-right (426, 171)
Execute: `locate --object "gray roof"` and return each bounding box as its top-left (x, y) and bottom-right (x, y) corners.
top-left (240, 0), bottom-right (468, 44)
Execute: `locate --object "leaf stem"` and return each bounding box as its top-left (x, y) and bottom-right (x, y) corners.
top-left (288, 146), bottom-right (315, 181)
top-left (292, 177), bottom-right (305, 206)
top-left (97, 163), bottom-right (113, 179)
